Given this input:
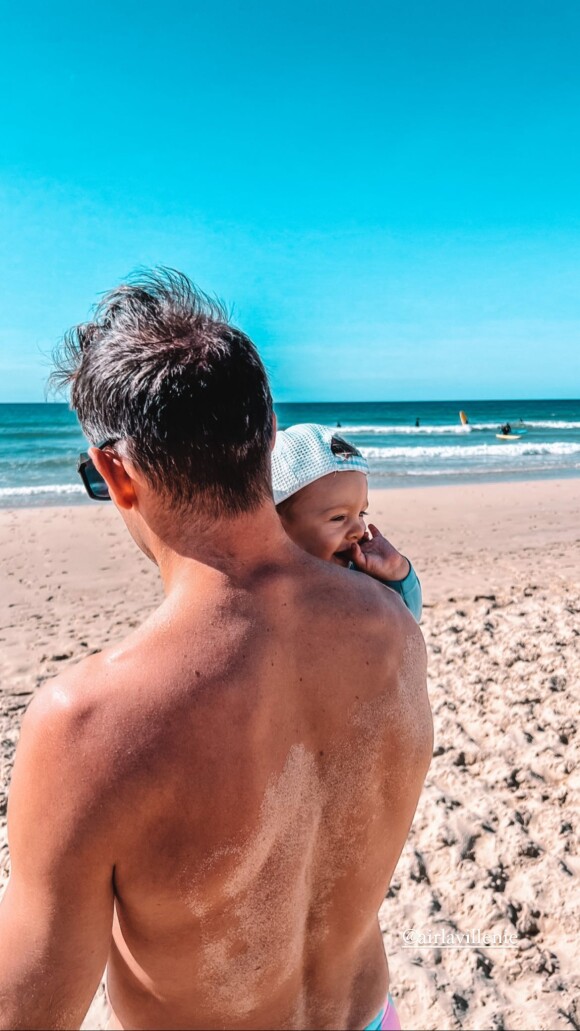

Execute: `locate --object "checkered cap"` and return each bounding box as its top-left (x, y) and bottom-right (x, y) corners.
top-left (271, 423), bottom-right (368, 505)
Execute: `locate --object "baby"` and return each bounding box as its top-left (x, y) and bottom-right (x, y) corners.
top-left (272, 423), bottom-right (422, 621)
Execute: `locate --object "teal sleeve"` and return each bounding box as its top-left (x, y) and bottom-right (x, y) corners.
top-left (382, 561), bottom-right (422, 622)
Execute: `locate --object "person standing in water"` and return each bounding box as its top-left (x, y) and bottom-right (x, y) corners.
top-left (0, 269), bottom-right (432, 1031)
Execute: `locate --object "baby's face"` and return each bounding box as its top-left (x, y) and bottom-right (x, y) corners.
top-left (278, 470), bottom-right (368, 566)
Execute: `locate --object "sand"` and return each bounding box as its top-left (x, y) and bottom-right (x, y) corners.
top-left (0, 478), bottom-right (578, 1030)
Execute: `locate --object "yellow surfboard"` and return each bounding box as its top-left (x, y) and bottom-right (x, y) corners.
top-left (459, 410), bottom-right (469, 425)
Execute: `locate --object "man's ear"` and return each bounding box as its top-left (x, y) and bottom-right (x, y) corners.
top-left (270, 412), bottom-right (277, 451)
top-left (89, 447), bottom-right (137, 510)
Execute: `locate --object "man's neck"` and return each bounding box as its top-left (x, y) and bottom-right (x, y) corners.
top-left (149, 500), bottom-right (294, 595)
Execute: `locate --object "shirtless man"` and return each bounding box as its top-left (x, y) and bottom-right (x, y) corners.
top-left (0, 269), bottom-right (432, 1031)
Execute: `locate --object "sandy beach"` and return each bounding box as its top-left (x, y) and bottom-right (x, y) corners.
top-left (1, 478), bottom-right (578, 1031)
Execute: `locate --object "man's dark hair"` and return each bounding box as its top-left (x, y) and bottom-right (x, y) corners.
top-left (51, 267), bottom-right (274, 516)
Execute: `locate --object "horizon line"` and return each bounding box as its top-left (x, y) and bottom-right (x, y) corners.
top-left (1, 397), bottom-right (578, 406)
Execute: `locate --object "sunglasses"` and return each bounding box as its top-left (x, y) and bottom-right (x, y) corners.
top-left (77, 438), bottom-right (119, 500)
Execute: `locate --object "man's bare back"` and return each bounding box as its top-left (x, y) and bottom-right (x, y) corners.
top-left (107, 549), bottom-right (431, 1031)
top-left (1, 540), bottom-right (430, 1030)
top-left (0, 270), bottom-right (431, 1030)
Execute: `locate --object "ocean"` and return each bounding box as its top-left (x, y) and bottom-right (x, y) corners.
top-left (0, 400), bottom-right (579, 507)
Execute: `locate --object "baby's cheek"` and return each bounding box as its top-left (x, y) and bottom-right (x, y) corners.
top-left (317, 529), bottom-right (334, 555)
top-left (325, 528), bottom-right (343, 555)
top-left (299, 524), bottom-right (330, 560)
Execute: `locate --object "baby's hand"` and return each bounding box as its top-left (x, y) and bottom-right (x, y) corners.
top-left (350, 523), bottom-right (410, 583)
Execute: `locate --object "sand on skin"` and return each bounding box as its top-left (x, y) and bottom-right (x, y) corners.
top-left (0, 478), bottom-right (578, 1030)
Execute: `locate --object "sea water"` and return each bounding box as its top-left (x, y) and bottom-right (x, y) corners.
top-left (0, 400), bottom-right (579, 507)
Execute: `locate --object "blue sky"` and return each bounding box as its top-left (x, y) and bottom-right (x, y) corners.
top-left (1, 0), bottom-right (579, 402)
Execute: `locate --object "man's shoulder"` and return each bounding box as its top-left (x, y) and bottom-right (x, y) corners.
top-left (9, 652), bottom-right (139, 870)
top-left (337, 571), bottom-right (431, 755)
top-left (21, 648), bottom-right (137, 790)
top-left (301, 557), bottom-right (415, 629)
top-left (288, 559), bottom-right (422, 679)
top-left (25, 653), bottom-right (102, 731)
top-left (293, 559), bottom-right (430, 742)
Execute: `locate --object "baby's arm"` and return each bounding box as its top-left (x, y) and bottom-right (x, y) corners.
top-left (350, 524), bottom-right (423, 621)
top-left (382, 563), bottom-right (423, 622)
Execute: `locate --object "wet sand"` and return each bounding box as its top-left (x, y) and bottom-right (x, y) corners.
top-left (0, 478), bottom-right (578, 1030)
